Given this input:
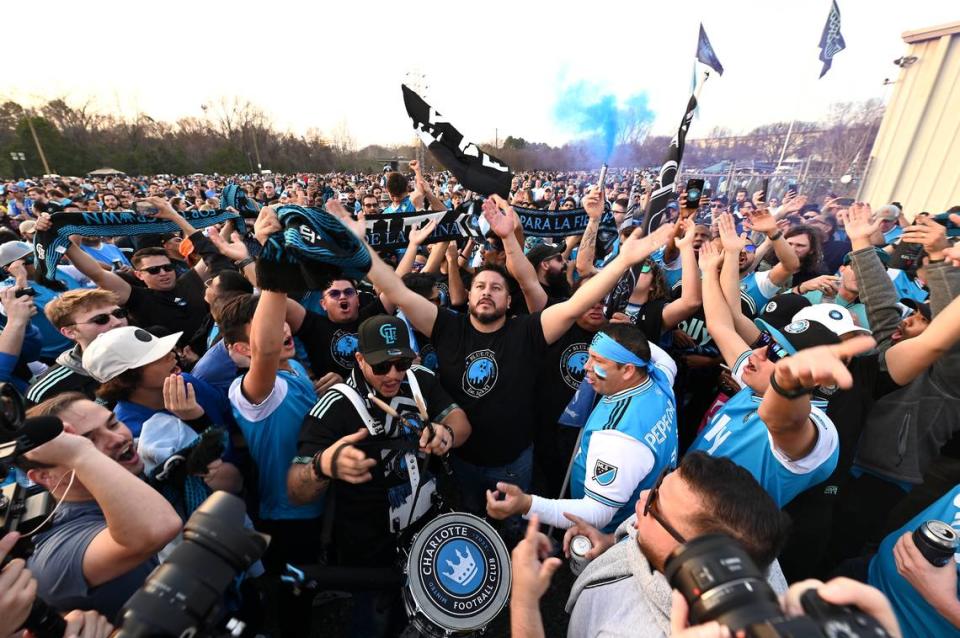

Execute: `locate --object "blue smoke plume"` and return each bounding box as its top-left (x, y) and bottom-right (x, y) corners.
top-left (553, 82), bottom-right (655, 162)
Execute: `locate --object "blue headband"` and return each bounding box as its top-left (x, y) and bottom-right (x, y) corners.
top-left (590, 332), bottom-right (648, 368)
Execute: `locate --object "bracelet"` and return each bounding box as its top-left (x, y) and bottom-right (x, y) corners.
top-left (439, 423), bottom-right (455, 447)
top-left (235, 256), bottom-right (255, 269)
top-left (768, 373), bottom-right (814, 399)
top-left (312, 451), bottom-right (328, 481)
top-left (768, 230), bottom-right (784, 241)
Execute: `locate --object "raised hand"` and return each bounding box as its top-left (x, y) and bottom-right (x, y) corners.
top-left (582, 186), bottom-right (604, 220)
top-left (697, 238), bottom-right (723, 273)
top-left (325, 199), bottom-right (367, 239)
top-left (838, 202), bottom-right (881, 243)
top-left (901, 215), bottom-right (949, 260)
top-left (675, 218), bottom-right (696, 250)
top-left (772, 335), bottom-right (876, 392)
top-left (620, 222), bottom-right (675, 266)
top-left (483, 195), bottom-right (517, 239)
top-left (408, 218), bottom-right (439, 246)
top-left (208, 229), bottom-right (250, 262)
top-left (717, 213), bottom-right (745, 253)
top-left (253, 205), bottom-right (282, 246)
top-left (747, 208), bottom-right (778, 236)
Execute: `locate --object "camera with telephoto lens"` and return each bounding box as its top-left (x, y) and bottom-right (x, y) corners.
top-left (114, 491), bottom-right (269, 638)
top-left (912, 520), bottom-right (958, 567)
top-left (665, 535), bottom-right (893, 638)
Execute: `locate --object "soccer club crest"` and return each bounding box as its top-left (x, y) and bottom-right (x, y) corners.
top-left (405, 513), bottom-right (511, 634)
top-left (461, 350), bottom-right (498, 398)
top-left (560, 342), bottom-right (589, 390)
top-left (593, 460), bottom-right (618, 486)
top-left (330, 329), bottom-right (359, 369)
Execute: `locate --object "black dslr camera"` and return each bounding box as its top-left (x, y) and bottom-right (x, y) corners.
top-left (666, 535), bottom-right (893, 638)
top-left (0, 383), bottom-right (56, 541)
top-left (114, 491), bottom-right (269, 638)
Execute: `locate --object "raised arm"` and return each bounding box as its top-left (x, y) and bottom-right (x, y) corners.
top-left (486, 195), bottom-right (548, 313)
top-left (701, 235), bottom-right (752, 369)
top-left (395, 218), bottom-right (438, 278)
top-left (760, 336), bottom-right (875, 460)
top-left (661, 219), bottom-right (702, 330)
top-left (541, 222), bottom-right (676, 345)
top-left (444, 242), bottom-right (468, 307)
top-left (717, 213), bottom-right (762, 343)
top-left (33, 213), bottom-right (133, 304)
top-left (748, 207), bottom-right (799, 287)
top-left (574, 188), bottom-right (603, 278)
top-left (326, 201), bottom-right (439, 336)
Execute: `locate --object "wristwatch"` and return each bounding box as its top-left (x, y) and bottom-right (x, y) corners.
top-left (769, 230), bottom-right (784, 241)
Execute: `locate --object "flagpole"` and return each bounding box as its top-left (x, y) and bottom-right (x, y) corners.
top-left (775, 119), bottom-right (796, 172)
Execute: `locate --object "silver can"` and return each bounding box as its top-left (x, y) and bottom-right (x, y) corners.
top-left (569, 534), bottom-right (594, 575)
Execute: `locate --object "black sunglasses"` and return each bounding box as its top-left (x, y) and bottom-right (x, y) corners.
top-left (370, 357), bottom-right (414, 376)
top-left (67, 307), bottom-right (129, 326)
top-left (138, 264), bottom-right (175, 275)
top-left (643, 467), bottom-right (687, 544)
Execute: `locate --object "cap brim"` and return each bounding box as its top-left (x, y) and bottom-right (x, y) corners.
top-left (753, 319), bottom-right (797, 355)
top-left (130, 331), bottom-right (183, 369)
top-left (363, 346), bottom-right (417, 366)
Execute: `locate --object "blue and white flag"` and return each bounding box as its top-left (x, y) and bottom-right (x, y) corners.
top-left (818, 0), bottom-right (846, 78)
top-left (696, 23), bottom-right (724, 76)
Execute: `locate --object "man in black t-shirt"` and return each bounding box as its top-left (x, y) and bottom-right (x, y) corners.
top-left (285, 278), bottom-right (384, 385)
top-left (287, 315), bottom-right (470, 637)
top-left (329, 189), bottom-right (676, 519)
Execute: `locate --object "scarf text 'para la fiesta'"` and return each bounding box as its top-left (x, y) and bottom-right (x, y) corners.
top-left (33, 208), bottom-right (241, 283)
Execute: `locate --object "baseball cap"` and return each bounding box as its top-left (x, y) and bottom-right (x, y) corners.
top-left (758, 294), bottom-right (812, 330)
top-left (753, 317), bottom-right (841, 356)
top-left (900, 298), bottom-right (932, 321)
top-left (793, 303), bottom-right (872, 336)
top-left (18, 220), bottom-right (36, 235)
top-left (357, 315), bottom-right (416, 366)
top-left (83, 326), bottom-right (182, 383)
top-left (0, 241), bottom-right (34, 268)
top-left (526, 243), bottom-right (564, 269)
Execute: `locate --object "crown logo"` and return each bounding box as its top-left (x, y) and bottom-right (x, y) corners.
top-left (441, 546), bottom-right (478, 587)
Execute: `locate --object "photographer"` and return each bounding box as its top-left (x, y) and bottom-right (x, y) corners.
top-left (510, 452), bottom-right (790, 638)
top-left (1, 533), bottom-right (115, 638)
top-left (16, 394), bottom-right (182, 618)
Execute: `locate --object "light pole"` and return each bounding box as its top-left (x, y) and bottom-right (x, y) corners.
top-left (9, 152), bottom-right (27, 178)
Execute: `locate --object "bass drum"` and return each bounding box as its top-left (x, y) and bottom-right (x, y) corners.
top-left (402, 512), bottom-right (511, 637)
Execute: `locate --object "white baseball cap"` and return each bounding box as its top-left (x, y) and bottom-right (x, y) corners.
top-left (82, 326), bottom-right (182, 382)
top-left (793, 303), bottom-right (871, 337)
top-left (0, 241), bottom-right (33, 268)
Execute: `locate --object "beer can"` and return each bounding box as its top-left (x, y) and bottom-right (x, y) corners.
top-left (569, 534), bottom-right (593, 575)
top-left (913, 520), bottom-right (959, 567)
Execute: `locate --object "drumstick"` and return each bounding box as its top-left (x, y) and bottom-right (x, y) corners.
top-left (367, 392), bottom-right (401, 417)
top-left (414, 394), bottom-right (429, 421)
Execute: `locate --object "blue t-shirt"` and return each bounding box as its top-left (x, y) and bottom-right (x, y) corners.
top-left (571, 376), bottom-right (678, 533)
top-left (191, 339), bottom-right (237, 396)
top-left (1, 278), bottom-right (77, 360)
top-left (868, 484), bottom-right (960, 638)
top-left (688, 352), bottom-right (839, 507)
top-left (229, 360), bottom-right (324, 520)
top-left (28, 500), bottom-right (157, 618)
top-left (384, 196), bottom-right (416, 214)
top-left (80, 242), bottom-right (131, 268)
top-left (115, 373), bottom-right (229, 438)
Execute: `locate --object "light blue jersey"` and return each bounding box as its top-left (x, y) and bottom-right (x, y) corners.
top-left (570, 377), bottom-right (678, 533)
top-left (229, 360), bottom-right (323, 521)
top-left (869, 484), bottom-right (960, 638)
top-left (739, 270), bottom-right (782, 316)
top-left (689, 351), bottom-right (839, 507)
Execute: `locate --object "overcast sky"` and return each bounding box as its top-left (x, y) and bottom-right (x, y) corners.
top-left (4, 0), bottom-right (957, 149)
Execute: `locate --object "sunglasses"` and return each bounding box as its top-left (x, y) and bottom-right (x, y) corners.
top-left (765, 342), bottom-right (790, 363)
top-left (370, 357), bottom-right (414, 376)
top-left (742, 245), bottom-right (757, 253)
top-left (138, 264), bottom-right (175, 275)
top-left (326, 288), bottom-right (357, 300)
top-left (67, 307), bottom-right (129, 326)
top-left (643, 467), bottom-right (687, 544)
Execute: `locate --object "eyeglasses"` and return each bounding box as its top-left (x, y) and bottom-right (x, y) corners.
top-left (370, 357), bottom-right (414, 376)
top-left (67, 307), bottom-right (129, 326)
top-left (138, 264), bottom-right (175, 275)
top-left (326, 288), bottom-right (357, 300)
top-left (643, 467), bottom-right (687, 544)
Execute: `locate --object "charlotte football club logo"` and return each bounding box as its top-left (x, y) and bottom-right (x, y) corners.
top-left (593, 460), bottom-right (618, 486)
top-left (560, 343), bottom-right (589, 390)
top-left (462, 350), bottom-right (498, 398)
top-left (330, 329), bottom-right (359, 369)
top-left (411, 513), bottom-right (510, 627)
top-left (379, 323), bottom-right (399, 345)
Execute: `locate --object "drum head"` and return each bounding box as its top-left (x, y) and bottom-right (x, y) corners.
top-left (405, 512), bottom-right (511, 633)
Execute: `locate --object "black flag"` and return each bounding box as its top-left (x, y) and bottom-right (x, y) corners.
top-left (818, 0), bottom-right (846, 78)
top-left (401, 85), bottom-right (514, 198)
top-left (641, 94), bottom-right (698, 235)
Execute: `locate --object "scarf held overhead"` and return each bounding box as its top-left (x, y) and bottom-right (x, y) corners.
top-left (363, 202), bottom-right (617, 250)
top-left (33, 208), bottom-right (240, 283)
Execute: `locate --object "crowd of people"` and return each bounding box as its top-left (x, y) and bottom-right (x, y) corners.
top-left (0, 162), bottom-right (958, 638)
